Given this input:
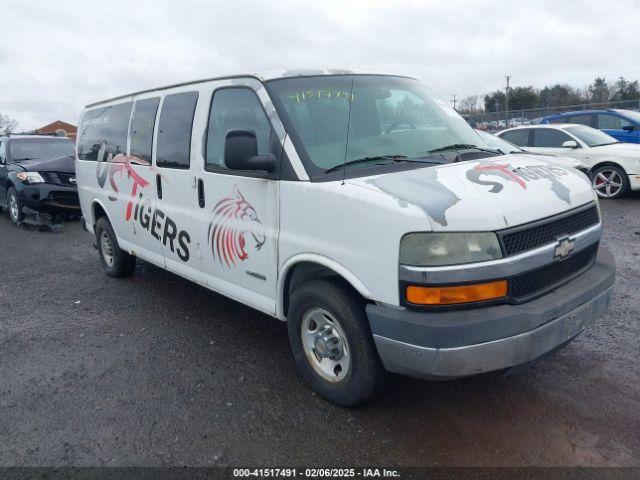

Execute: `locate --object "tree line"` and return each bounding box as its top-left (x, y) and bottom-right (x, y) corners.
top-left (458, 76), bottom-right (640, 114)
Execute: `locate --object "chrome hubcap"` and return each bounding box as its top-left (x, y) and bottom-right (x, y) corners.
top-left (9, 194), bottom-right (18, 221)
top-left (301, 308), bottom-right (350, 383)
top-left (593, 170), bottom-right (623, 198)
top-left (100, 231), bottom-right (115, 267)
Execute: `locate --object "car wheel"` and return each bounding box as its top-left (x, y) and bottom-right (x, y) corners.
top-left (592, 165), bottom-right (629, 199)
top-left (7, 187), bottom-right (23, 225)
top-left (288, 279), bottom-right (387, 406)
top-left (95, 217), bottom-right (136, 277)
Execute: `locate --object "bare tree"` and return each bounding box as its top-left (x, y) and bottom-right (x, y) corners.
top-left (0, 112), bottom-right (18, 135)
top-left (458, 94), bottom-right (481, 114)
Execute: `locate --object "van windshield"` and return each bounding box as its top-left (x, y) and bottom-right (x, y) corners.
top-left (267, 75), bottom-right (488, 176)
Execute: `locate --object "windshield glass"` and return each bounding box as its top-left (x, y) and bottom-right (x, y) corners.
top-left (619, 110), bottom-right (640, 124)
top-left (10, 138), bottom-right (74, 161)
top-left (564, 125), bottom-right (618, 147)
top-left (476, 130), bottom-right (522, 153)
top-left (267, 75), bottom-right (488, 175)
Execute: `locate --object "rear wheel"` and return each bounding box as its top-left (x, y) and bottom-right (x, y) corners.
top-left (7, 187), bottom-right (23, 225)
top-left (288, 280), bottom-right (387, 406)
top-left (592, 165), bottom-right (629, 199)
top-left (95, 217), bottom-right (136, 277)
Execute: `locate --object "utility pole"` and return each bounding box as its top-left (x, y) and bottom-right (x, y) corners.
top-left (450, 92), bottom-right (457, 110)
top-left (505, 75), bottom-right (511, 127)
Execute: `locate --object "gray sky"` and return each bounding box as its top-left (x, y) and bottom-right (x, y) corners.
top-left (1, 0), bottom-right (639, 130)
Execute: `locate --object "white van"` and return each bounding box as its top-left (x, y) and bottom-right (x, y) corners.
top-left (76, 70), bottom-right (615, 405)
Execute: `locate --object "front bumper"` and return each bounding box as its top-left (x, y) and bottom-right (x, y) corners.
top-left (17, 184), bottom-right (80, 214)
top-left (367, 246), bottom-right (615, 380)
top-left (628, 174), bottom-right (640, 192)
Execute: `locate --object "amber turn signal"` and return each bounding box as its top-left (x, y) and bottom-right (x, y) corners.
top-left (406, 280), bottom-right (508, 305)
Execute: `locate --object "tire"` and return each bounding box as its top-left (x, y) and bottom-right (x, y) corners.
top-left (288, 279), bottom-right (387, 406)
top-left (592, 165), bottom-right (629, 199)
top-left (7, 187), bottom-right (23, 225)
top-left (95, 217), bottom-right (136, 277)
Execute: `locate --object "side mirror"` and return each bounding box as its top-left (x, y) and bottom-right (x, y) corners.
top-left (562, 140), bottom-right (579, 149)
top-left (224, 129), bottom-right (276, 173)
top-left (622, 125), bottom-right (635, 132)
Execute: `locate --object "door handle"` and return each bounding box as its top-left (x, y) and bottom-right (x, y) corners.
top-left (198, 178), bottom-right (205, 208)
top-left (156, 174), bottom-right (163, 199)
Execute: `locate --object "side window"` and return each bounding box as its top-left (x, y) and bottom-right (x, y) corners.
top-left (77, 102), bottom-right (133, 161)
top-left (130, 97), bottom-right (160, 163)
top-left (0, 141), bottom-right (5, 162)
top-left (532, 129), bottom-right (571, 148)
top-left (157, 92), bottom-right (198, 169)
top-left (597, 114), bottom-right (630, 130)
top-left (567, 114), bottom-right (593, 126)
top-left (205, 88), bottom-right (272, 169)
top-left (500, 129), bottom-right (530, 147)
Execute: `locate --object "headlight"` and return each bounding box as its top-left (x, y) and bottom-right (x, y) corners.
top-left (16, 172), bottom-right (45, 184)
top-left (400, 232), bottom-right (503, 266)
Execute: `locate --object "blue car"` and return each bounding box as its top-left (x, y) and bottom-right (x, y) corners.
top-left (541, 109), bottom-right (640, 144)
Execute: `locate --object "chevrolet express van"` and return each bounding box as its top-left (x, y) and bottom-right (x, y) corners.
top-left (76, 70), bottom-right (615, 405)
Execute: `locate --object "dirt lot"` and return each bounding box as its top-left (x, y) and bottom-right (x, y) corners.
top-left (0, 197), bottom-right (639, 467)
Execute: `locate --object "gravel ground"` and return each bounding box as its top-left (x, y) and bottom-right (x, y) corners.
top-left (0, 196), bottom-right (639, 467)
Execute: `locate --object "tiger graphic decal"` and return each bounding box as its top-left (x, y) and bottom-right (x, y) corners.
top-left (208, 185), bottom-right (266, 267)
top-left (97, 152), bottom-right (160, 221)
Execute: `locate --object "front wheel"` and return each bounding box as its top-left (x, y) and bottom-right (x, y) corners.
top-left (288, 280), bottom-right (387, 406)
top-left (95, 217), bottom-right (136, 277)
top-left (592, 165), bottom-right (629, 199)
top-left (7, 187), bottom-right (23, 225)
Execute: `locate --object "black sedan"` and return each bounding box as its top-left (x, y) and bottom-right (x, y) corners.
top-left (0, 135), bottom-right (80, 226)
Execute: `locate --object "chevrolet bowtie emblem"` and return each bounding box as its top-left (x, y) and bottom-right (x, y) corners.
top-left (554, 236), bottom-right (575, 260)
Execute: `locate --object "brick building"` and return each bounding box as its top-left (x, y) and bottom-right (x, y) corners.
top-left (35, 120), bottom-right (77, 140)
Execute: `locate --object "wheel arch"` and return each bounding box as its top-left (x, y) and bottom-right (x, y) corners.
top-left (591, 160), bottom-right (628, 175)
top-left (277, 254), bottom-right (372, 321)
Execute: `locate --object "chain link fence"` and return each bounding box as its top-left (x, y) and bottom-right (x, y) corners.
top-left (463, 98), bottom-right (640, 131)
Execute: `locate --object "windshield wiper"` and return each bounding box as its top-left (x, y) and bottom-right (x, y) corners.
top-left (13, 157), bottom-right (39, 161)
top-left (324, 155), bottom-right (408, 174)
top-left (428, 144), bottom-right (499, 154)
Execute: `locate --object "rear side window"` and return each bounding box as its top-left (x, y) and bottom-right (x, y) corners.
top-left (130, 97), bottom-right (160, 163)
top-left (157, 92), bottom-right (198, 169)
top-left (78, 102), bottom-right (133, 161)
top-left (205, 88), bottom-right (272, 169)
top-left (567, 114), bottom-right (593, 126)
top-left (597, 114), bottom-right (631, 130)
top-left (532, 128), bottom-right (571, 147)
top-left (500, 129), bottom-right (530, 147)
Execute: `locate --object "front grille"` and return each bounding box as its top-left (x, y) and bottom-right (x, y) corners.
top-left (510, 243), bottom-right (598, 300)
top-left (500, 205), bottom-right (599, 256)
top-left (42, 172), bottom-right (77, 186)
top-left (49, 191), bottom-right (80, 207)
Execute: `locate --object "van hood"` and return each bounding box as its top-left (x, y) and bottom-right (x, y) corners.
top-left (11, 155), bottom-right (75, 173)
top-left (349, 154), bottom-right (596, 232)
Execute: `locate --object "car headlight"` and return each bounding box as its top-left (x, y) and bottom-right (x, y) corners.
top-left (400, 232), bottom-right (503, 266)
top-left (16, 172), bottom-right (45, 184)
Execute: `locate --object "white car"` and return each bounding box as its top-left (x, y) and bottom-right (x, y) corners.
top-left (475, 129), bottom-right (591, 177)
top-left (75, 70), bottom-right (614, 405)
top-left (497, 124), bottom-right (640, 199)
